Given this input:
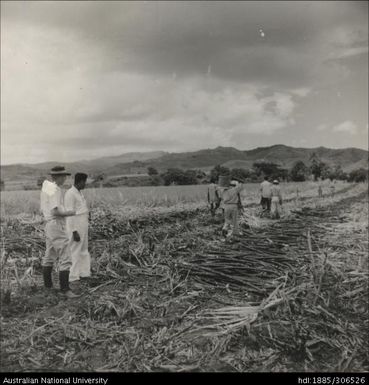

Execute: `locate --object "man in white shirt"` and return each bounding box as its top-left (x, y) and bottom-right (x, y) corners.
top-left (260, 176), bottom-right (272, 213)
top-left (65, 173), bottom-right (91, 284)
top-left (40, 166), bottom-right (78, 298)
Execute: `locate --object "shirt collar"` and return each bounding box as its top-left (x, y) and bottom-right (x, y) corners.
top-left (73, 185), bottom-right (86, 197)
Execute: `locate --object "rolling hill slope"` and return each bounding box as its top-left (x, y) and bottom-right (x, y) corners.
top-left (1, 145), bottom-right (367, 183)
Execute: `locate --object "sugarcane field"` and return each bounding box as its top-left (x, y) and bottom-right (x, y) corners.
top-left (1, 179), bottom-right (368, 372)
top-left (2, 0), bottom-right (369, 379)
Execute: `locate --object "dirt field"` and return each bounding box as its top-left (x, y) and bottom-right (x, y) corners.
top-left (0, 183), bottom-right (368, 372)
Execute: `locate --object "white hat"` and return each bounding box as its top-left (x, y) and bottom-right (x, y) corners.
top-left (273, 180), bottom-right (279, 184)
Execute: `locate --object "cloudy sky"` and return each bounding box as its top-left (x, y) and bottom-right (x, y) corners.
top-left (1, 1), bottom-right (368, 164)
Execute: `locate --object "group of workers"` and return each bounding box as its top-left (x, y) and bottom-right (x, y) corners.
top-left (40, 165), bottom-right (288, 297)
top-left (207, 176), bottom-right (284, 240)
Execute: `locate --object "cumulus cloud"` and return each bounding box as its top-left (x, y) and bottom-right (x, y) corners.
top-left (332, 121), bottom-right (358, 134)
top-left (1, 1), bottom-right (368, 163)
top-left (291, 88), bottom-right (311, 98)
top-left (316, 124), bottom-right (328, 131)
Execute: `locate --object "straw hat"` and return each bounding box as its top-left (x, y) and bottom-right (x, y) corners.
top-left (48, 166), bottom-right (71, 176)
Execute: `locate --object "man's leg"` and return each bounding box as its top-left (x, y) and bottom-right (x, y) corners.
top-left (232, 206), bottom-right (240, 236)
top-left (222, 206), bottom-right (232, 236)
top-left (210, 202), bottom-right (215, 217)
top-left (79, 226), bottom-right (91, 279)
top-left (42, 224), bottom-right (56, 290)
top-left (275, 203), bottom-right (281, 219)
top-left (270, 200), bottom-right (276, 219)
top-left (54, 223), bottom-right (78, 298)
top-left (260, 198), bottom-right (265, 211)
top-left (69, 235), bottom-right (81, 283)
top-left (215, 200), bottom-right (221, 212)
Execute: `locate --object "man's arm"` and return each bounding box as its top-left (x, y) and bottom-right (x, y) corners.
top-left (64, 191), bottom-right (80, 241)
top-left (61, 191), bottom-right (76, 217)
top-left (51, 207), bottom-right (76, 217)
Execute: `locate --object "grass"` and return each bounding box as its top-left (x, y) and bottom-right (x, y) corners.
top-left (0, 181), bottom-right (367, 372)
top-left (1, 180), bottom-right (349, 217)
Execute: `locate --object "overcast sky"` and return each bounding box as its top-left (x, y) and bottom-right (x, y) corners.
top-left (1, 1), bottom-right (368, 164)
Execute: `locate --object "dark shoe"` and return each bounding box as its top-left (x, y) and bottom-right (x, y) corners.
top-left (44, 287), bottom-right (57, 294)
top-left (70, 281), bottom-right (85, 294)
top-left (42, 266), bottom-right (53, 289)
top-left (79, 277), bottom-right (91, 287)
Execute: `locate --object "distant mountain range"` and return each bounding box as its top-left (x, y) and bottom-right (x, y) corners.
top-left (1, 145), bottom-right (368, 183)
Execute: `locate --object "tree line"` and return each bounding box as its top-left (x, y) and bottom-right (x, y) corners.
top-left (1, 153), bottom-right (367, 191)
top-left (145, 156), bottom-right (368, 186)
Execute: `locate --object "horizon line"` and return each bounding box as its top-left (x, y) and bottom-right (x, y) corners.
top-left (1, 143), bottom-right (368, 167)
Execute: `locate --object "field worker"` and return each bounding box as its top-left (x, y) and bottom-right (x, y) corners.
top-left (65, 173), bottom-right (91, 284)
top-left (260, 176), bottom-right (272, 213)
top-left (222, 179), bottom-right (245, 239)
top-left (318, 183), bottom-right (323, 198)
top-left (330, 183), bottom-right (335, 198)
top-left (207, 179), bottom-right (220, 217)
top-left (40, 166), bottom-right (79, 298)
top-left (270, 180), bottom-right (283, 219)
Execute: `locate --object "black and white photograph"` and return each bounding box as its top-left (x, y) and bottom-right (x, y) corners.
top-left (0, 0), bottom-right (368, 376)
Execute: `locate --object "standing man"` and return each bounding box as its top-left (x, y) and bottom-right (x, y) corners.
top-left (260, 176), bottom-right (272, 213)
top-left (222, 179), bottom-right (245, 239)
top-left (318, 183), bottom-right (323, 198)
top-left (40, 166), bottom-right (79, 298)
top-left (207, 179), bottom-right (220, 217)
top-left (65, 173), bottom-right (91, 284)
top-left (270, 180), bottom-right (283, 219)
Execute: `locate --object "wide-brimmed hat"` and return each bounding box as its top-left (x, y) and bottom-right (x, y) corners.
top-left (273, 179), bottom-right (279, 184)
top-left (230, 180), bottom-right (238, 186)
top-left (48, 166), bottom-right (71, 176)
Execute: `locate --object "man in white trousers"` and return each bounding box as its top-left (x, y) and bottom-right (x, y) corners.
top-left (65, 173), bottom-right (91, 285)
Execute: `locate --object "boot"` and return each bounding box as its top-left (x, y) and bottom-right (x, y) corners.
top-left (42, 266), bottom-right (53, 289)
top-left (59, 270), bottom-right (79, 298)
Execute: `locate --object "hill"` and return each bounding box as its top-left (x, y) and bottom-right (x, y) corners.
top-left (0, 151), bottom-right (167, 181)
top-left (102, 145), bottom-right (368, 175)
top-left (1, 145), bottom-right (367, 187)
